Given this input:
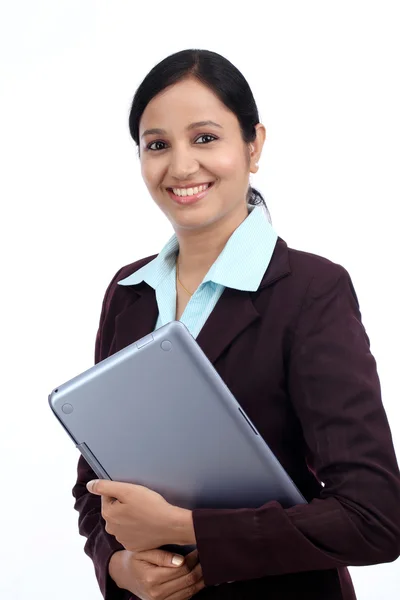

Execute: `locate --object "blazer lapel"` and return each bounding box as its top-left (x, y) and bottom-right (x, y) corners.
top-left (115, 288), bottom-right (159, 351)
top-left (115, 237), bottom-right (291, 365)
top-left (197, 238), bottom-right (291, 363)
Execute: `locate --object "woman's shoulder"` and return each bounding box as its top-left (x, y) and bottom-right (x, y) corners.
top-left (98, 252), bottom-right (158, 312)
top-left (271, 237), bottom-right (356, 305)
top-left (284, 239), bottom-right (351, 284)
top-left (286, 240), bottom-right (346, 273)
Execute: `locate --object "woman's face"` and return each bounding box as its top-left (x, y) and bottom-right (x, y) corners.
top-left (139, 77), bottom-right (264, 232)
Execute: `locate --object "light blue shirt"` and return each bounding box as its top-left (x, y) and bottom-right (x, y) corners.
top-left (118, 204), bottom-right (278, 339)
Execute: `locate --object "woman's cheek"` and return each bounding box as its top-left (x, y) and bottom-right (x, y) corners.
top-left (211, 152), bottom-right (245, 177)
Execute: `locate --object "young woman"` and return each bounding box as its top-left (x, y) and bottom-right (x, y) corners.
top-left (72, 49), bottom-right (400, 600)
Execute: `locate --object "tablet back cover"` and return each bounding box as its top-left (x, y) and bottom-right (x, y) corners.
top-left (49, 320), bottom-right (306, 511)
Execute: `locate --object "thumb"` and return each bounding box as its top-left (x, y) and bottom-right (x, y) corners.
top-left (86, 479), bottom-right (132, 500)
top-left (136, 548), bottom-right (185, 568)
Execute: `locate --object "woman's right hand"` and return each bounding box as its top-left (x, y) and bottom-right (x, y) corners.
top-left (109, 548), bottom-right (205, 600)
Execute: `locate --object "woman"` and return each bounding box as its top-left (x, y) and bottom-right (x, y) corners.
top-left (72, 49), bottom-right (400, 600)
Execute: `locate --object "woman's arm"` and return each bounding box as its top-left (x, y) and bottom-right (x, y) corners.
top-left (72, 456), bottom-right (133, 599)
top-left (72, 267), bottom-right (134, 600)
top-left (192, 267), bottom-right (400, 586)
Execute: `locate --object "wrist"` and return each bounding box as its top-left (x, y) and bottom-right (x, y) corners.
top-left (108, 550), bottom-right (130, 587)
top-left (170, 506), bottom-right (196, 546)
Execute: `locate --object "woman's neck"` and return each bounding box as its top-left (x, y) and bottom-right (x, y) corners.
top-left (175, 202), bottom-right (249, 279)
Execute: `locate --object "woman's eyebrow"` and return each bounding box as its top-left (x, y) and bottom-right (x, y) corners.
top-left (141, 120), bottom-right (223, 138)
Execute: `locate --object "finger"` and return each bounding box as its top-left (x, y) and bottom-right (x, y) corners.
top-left (101, 494), bottom-right (119, 512)
top-left (164, 578), bottom-right (205, 600)
top-left (86, 479), bottom-right (134, 501)
top-left (136, 555), bottom-right (197, 587)
top-left (135, 548), bottom-right (186, 568)
top-left (183, 549), bottom-right (199, 571)
top-left (157, 561), bottom-right (204, 599)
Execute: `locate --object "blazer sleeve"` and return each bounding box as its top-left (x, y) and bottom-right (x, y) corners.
top-left (72, 268), bottom-right (135, 600)
top-left (192, 266), bottom-right (400, 586)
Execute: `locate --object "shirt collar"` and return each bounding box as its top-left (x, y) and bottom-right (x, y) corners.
top-left (117, 204), bottom-right (278, 292)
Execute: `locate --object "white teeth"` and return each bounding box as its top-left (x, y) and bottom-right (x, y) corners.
top-left (172, 183), bottom-right (210, 197)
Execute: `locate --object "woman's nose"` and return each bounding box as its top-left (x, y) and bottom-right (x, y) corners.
top-left (168, 148), bottom-right (199, 180)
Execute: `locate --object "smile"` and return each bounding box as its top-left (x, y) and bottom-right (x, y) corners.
top-left (167, 182), bottom-right (214, 205)
top-left (169, 182), bottom-right (213, 198)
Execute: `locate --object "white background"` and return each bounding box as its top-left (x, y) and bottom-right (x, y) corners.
top-left (1, 1), bottom-right (399, 598)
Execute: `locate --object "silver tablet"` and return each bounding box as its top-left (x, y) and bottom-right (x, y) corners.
top-left (49, 320), bottom-right (306, 512)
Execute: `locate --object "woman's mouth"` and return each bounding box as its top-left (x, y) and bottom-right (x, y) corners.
top-left (167, 182), bottom-right (214, 205)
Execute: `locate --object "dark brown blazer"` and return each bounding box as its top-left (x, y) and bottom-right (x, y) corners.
top-left (72, 237), bottom-right (400, 600)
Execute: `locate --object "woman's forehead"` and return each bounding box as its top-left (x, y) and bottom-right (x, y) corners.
top-left (139, 81), bottom-right (234, 134)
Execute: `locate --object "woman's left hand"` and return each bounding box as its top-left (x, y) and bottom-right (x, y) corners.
top-left (87, 479), bottom-right (191, 552)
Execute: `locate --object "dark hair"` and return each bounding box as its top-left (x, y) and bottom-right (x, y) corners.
top-left (128, 49), bottom-right (271, 222)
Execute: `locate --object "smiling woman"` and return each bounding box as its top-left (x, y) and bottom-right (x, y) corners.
top-left (129, 52), bottom-right (269, 216)
top-left (136, 77), bottom-right (265, 245)
top-left (71, 48), bottom-right (400, 600)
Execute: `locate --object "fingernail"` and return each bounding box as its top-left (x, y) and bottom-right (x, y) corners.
top-left (86, 480), bottom-right (96, 492)
top-left (172, 555), bottom-right (184, 566)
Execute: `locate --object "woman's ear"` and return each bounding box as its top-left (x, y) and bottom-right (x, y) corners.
top-left (249, 124), bottom-right (266, 174)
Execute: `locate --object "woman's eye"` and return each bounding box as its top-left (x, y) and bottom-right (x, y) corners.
top-left (147, 134), bottom-right (217, 152)
top-left (147, 140), bottom-right (167, 151)
top-left (195, 134), bottom-right (217, 144)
